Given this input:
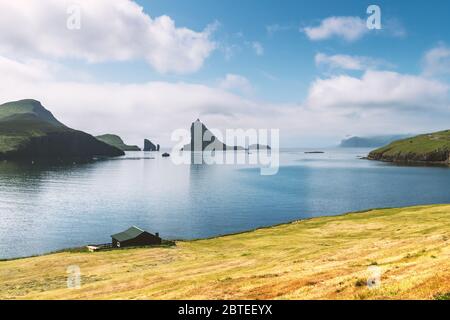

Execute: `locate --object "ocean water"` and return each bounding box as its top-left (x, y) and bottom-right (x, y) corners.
top-left (1, 148), bottom-right (450, 259)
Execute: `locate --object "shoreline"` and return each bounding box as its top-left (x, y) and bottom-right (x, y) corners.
top-left (366, 157), bottom-right (450, 167)
top-left (1, 204), bottom-right (441, 262)
top-left (1, 204), bottom-right (450, 300)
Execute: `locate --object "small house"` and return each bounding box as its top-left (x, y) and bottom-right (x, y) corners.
top-left (111, 226), bottom-right (161, 248)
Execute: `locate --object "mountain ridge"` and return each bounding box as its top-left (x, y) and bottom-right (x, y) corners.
top-left (96, 134), bottom-right (141, 151)
top-left (0, 99), bottom-right (124, 161)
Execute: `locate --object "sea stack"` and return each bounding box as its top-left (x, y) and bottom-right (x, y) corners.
top-left (144, 139), bottom-right (157, 151)
top-left (182, 119), bottom-right (244, 151)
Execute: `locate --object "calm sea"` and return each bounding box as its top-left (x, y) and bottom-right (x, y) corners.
top-left (1, 148), bottom-right (450, 259)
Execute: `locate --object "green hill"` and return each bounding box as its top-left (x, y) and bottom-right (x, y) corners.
top-left (0, 99), bottom-right (124, 161)
top-left (0, 99), bottom-right (63, 126)
top-left (96, 134), bottom-right (141, 151)
top-left (368, 130), bottom-right (450, 164)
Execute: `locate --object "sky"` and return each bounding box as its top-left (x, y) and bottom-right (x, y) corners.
top-left (1, 0), bottom-right (450, 147)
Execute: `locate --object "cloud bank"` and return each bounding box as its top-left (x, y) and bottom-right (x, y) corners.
top-left (306, 70), bottom-right (449, 111)
top-left (423, 44), bottom-right (450, 77)
top-left (0, 0), bottom-right (216, 74)
top-left (303, 17), bottom-right (368, 41)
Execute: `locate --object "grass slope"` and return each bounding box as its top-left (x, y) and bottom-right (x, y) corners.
top-left (1, 205), bottom-right (449, 300)
top-left (0, 100), bottom-right (65, 153)
top-left (0, 99), bottom-right (124, 159)
top-left (0, 99), bottom-right (63, 126)
top-left (368, 130), bottom-right (450, 164)
top-left (96, 134), bottom-right (141, 151)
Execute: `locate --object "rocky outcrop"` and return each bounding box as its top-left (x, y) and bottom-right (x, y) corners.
top-left (144, 139), bottom-right (157, 151)
top-left (368, 149), bottom-right (450, 164)
top-left (181, 119), bottom-right (247, 151)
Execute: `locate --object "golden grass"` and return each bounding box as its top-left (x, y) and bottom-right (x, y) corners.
top-left (1, 205), bottom-right (450, 300)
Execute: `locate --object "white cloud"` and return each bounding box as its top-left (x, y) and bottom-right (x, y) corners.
top-left (0, 0), bottom-right (216, 74)
top-left (218, 74), bottom-right (254, 95)
top-left (303, 17), bottom-right (368, 41)
top-left (252, 42), bottom-right (264, 56)
top-left (1, 55), bottom-right (449, 147)
top-left (384, 18), bottom-right (407, 38)
top-left (423, 44), bottom-right (450, 77)
top-left (306, 70), bottom-right (449, 111)
top-left (315, 53), bottom-right (391, 71)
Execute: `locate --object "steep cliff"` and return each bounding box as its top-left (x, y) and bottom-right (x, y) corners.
top-left (144, 139), bottom-right (157, 151)
top-left (182, 119), bottom-right (247, 151)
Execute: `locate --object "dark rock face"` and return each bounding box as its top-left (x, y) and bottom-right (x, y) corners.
top-left (248, 144), bottom-right (271, 150)
top-left (4, 130), bottom-right (124, 160)
top-left (368, 149), bottom-right (450, 164)
top-left (144, 139), bottom-right (157, 151)
top-left (157, 144), bottom-right (160, 151)
top-left (182, 119), bottom-right (245, 151)
top-left (162, 152), bottom-right (170, 157)
top-left (367, 130), bottom-right (450, 165)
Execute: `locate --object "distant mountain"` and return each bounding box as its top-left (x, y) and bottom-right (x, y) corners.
top-left (340, 135), bottom-right (411, 148)
top-left (181, 119), bottom-right (247, 151)
top-left (368, 130), bottom-right (450, 165)
top-left (96, 134), bottom-right (141, 151)
top-left (0, 99), bottom-right (124, 161)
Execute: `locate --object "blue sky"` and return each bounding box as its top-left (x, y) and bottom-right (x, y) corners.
top-left (127, 0), bottom-right (450, 102)
top-left (1, 0), bottom-right (450, 147)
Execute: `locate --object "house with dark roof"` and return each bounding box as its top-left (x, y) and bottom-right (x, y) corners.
top-left (111, 226), bottom-right (161, 248)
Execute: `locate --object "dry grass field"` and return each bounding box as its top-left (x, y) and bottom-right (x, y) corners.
top-left (1, 205), bottom-right (450, 300)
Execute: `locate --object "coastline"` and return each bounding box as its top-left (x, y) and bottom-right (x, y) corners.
top-left (0, 205), bottom-right (430, 261)
top-left (366, 157), bottom-right (450, 167)
top-left (1, 204), bottom-right (450, 300)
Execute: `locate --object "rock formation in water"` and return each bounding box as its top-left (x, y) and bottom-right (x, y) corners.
top-left (181, 119), bottom-right (248, 151)
top-left (0, 99), bottom-right (124, 161)
top-left (144, 139), bottom-right (157, 151)
top-left (157, 144), bottom-right (160, 151)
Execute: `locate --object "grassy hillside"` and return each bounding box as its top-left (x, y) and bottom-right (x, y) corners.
top-left (368, 130), bottom-right (450, 164)
top-left (96, 134), bottom-right (141, 151)
top-left (1, 205), bottom-right (449, 300)
top-left (0, 99), bottom-right (124, 160)
top-left (0, 99), bottom-right (63, 126)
